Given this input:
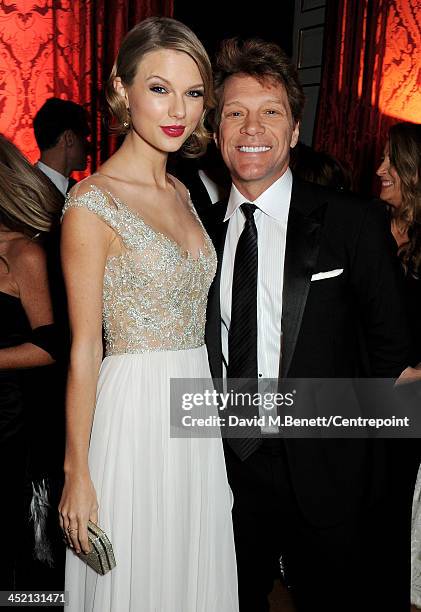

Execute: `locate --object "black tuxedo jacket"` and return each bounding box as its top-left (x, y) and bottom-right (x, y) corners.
top-left (200, 177), bottom-right (411, 526)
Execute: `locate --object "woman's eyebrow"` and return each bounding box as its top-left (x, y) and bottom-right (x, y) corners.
top-left (146, 74), bottom-right (204, 89)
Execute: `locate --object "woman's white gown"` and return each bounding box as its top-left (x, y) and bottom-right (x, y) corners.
top-left (63, 185), bottom-right (238, 612)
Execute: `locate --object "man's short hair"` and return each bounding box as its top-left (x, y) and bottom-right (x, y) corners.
top-left (212, 38), bottom-right (305, 131)
top-left (33, 97), bottom-right (90, 151)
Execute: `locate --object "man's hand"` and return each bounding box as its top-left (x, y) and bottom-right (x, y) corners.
top-left (396, 362), bottom-right (421, 385)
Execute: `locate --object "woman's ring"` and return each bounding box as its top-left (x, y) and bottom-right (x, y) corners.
top-left (67, 527), bottom-right (77, 533)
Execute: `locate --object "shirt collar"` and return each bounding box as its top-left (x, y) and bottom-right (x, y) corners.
top-left (37, 161), bottom-right (69, 196)
top-left (224, 168), bottom-right (293, 224)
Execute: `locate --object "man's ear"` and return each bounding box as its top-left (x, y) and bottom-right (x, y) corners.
top-left (290, 121), bottom-right (300, 149)
top-left (114, 76), bottom-right (129, 106)
top-left (61, 130), bottom-right (74, 148)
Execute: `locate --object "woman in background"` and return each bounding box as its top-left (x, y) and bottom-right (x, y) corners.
top-left (377, 122), bottom-right (421, 364)
top-left (59, 17), bottom-right (238, 612)
top-left (0, 134), bottom-right (61, 589)
top-left (376, 121), bottom-right (421, 610)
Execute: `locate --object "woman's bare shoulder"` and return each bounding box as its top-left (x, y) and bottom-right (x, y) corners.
top-left (67, 175), bottom-right (112, 200)
top-left (8, 236), bottom-right (46, 276)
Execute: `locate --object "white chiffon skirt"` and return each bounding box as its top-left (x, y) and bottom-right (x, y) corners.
top-left (65, 345), bottom-right (238, 612)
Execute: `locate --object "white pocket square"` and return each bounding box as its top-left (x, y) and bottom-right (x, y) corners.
top-left (311, 269), bottom-right (343, 281)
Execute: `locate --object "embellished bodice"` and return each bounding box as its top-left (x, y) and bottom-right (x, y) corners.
top-left (62, 186), bottom-right (217, 356)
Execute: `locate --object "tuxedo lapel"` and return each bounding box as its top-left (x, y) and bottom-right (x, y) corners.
top-left (202, 202), bottom-right (228, 392)
top-left (280, 179), bottom-right (327, 378)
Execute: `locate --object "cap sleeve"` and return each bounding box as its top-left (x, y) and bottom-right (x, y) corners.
top-left (61, 184), bottom-right (120, 234)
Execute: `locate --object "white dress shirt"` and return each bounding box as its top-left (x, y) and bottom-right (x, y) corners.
top-left (220, 169), bottom-right (292, 430)
top-left (36, 161), bottom-right (68, 196)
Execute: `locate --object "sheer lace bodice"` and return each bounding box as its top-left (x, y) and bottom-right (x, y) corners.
top-left (62, 185), bottom-right (217, 356)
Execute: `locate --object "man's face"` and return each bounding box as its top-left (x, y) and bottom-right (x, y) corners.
top-left (215, 74), bottom-right (299, 200)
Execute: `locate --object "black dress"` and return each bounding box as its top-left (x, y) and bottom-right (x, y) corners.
top-left (0, 291), bottom-right (32, 589)
top-left (18, 229), bottom-right (67, 592)
top-left (0, 281), bottom-right (67, 595)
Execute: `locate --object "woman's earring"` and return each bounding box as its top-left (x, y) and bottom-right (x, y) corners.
top-left (123, 107), bottom-right (131, 128)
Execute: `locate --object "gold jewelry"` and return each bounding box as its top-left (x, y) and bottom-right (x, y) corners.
top-left (123, 106), bottom-right (131, 129)
top-left (67, 527), bottom-right (77, 533)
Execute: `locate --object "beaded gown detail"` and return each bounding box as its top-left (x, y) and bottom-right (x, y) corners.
top-left (63, 185), bottom-right (238, 612)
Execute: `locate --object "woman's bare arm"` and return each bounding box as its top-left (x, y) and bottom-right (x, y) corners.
top-left (58, 204), bottom-right (113, 554)
top-left (0, 241), bottom-right (54, 369)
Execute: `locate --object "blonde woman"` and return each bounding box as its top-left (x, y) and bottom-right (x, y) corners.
top-left (0, 134), bottom-right (61, 588)
top-left (59, 18), bottom-right (238, 612)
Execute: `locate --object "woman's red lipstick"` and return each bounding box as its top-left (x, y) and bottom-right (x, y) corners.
top-left (160, 125), bottom-right (185, 137)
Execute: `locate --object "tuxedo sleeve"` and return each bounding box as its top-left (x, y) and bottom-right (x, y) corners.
top-left (350, 201), bottom-right (410, 377)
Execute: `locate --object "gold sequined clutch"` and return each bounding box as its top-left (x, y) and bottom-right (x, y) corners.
top-left (77, 521), bottom-right (116, 575)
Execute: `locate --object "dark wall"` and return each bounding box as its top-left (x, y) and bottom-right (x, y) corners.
top-left (173, 0), bottom-right (295, 60)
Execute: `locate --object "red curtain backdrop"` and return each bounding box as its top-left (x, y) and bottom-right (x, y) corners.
top-left (0, 0), bottom-right (173, 170)
top-left (313, 0), bottom-right (421, 195)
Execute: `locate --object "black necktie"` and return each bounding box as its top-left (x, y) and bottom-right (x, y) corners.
top-left (227, 203), bottom-right (261, 460)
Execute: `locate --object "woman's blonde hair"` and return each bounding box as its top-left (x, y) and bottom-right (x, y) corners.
top-left (389, 122), bottom-right (421, 276)
top-left (105, 17), bottom-right (215, 158)
top-left (0, 134), bottom-right (62, 237)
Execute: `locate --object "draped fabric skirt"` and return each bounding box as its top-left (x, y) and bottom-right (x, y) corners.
top-left (65, 345), bottom-right (238, 611)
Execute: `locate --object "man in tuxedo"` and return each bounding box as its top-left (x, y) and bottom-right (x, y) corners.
top-left (201, 38), bottom-right (411, 611)
top-left (33, 97), bottom-right (90, 201)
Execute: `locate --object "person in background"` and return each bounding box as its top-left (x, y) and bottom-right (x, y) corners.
top-left (377, 122), bottom-right (421, 368)
top-left (33, 98), bottom-right (91, 200)
top-left (0, 134), bottom-right (61, 591)
top-left (290, 141), bottom-right (353, 191)
top-left (376, 121), bottom-right (421, 610)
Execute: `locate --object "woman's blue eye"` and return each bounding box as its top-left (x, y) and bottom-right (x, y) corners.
top-left (187, 90), bottom-right (204, 98)
top-left (150, 86), bottom-right (167, 94)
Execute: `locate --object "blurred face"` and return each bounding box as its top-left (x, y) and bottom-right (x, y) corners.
top-left (115, 49), bottom-right (204, 154)
top-left (215, 74), bottom-right (299, 200)
top-left (376, 142), bottom-right (402, 208)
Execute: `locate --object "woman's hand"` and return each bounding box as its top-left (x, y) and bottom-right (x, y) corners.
top-left (59, 471), bottom-right (99, 554)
